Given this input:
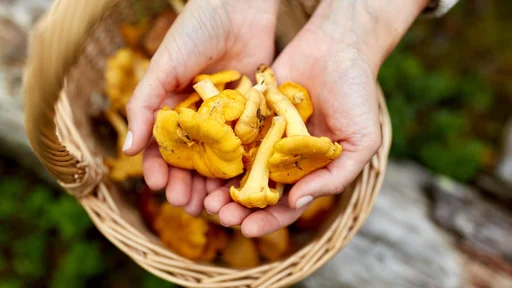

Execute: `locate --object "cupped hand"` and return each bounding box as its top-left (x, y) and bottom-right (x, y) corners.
top-left (205, 0), bottom-right (429, 237)
top-left (123, 0), bottom-right (279, 215)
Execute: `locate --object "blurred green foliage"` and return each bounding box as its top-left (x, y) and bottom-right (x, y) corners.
top-left (379, 0), bottom-right (511, 182)
top-left (0, 168), bottom-right (177, 288)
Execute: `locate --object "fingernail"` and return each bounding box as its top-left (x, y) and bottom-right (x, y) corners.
top-left (296, 195), bottom-right (313, 209)
top-left (122, 131), bottom-right (133, 151)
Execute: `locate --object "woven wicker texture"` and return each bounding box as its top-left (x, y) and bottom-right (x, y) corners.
top-left (23, 0), bottom-right (392, 287)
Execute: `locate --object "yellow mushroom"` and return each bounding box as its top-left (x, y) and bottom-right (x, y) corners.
top-left (153, 107), bottom-right (195, 170)
top-left (178, 108), bottom-right (244, 179)
top-left (103, 109), bottom-right (143, 181)
top-left (234, 83), bottom-right (272, 144)
top-left (153, 203), bottom-right (209, 260)
top-left (242, 142), bottom-right (259, 171)
top-left (221, 231), bottom-right (260, 268)
top-left (104, 48), bottom-right (149, 115)
top-left (230, 116), bottom-right (286, 208)
top-left (193, 69), bottom-right (241, 92)
top-left (256, 64), bottom-right (342, 184)
top-left (235, 75), bottom-right (253, 96)
top-left (200, 224), bottom-right (229, 262)
top-left (154, 85), bottom-right (245, 178)
top-left (198, 89), bottom-right (246, 123)
top-left (175, 92), bottom-right (201, 111)
top-left (257, 228), bottom-right (289, 261)
top-left (297, 196), bottom-right (335, 228)
top-left (279, 82), bottom-right (314, 123)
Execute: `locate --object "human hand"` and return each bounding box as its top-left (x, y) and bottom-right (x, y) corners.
top-left (123, 0), bottom-right (279, 215)
top-left (205, 0), bottom-right (429, 237)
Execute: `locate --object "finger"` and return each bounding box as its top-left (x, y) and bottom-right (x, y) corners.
top-left (205, 178), bottom-right (224, 194)
top-left (288, 147), bottom-right (379, 209)
top-left (184, 172), bottom-right (206, 216)
top-left (124, 2), bottom-right (226, 156)
top-left (166, 167), bottom-right (193, 207)
top-left (241, 197), bottom-right (308, 238)
top-left (218, 202), bottom-right (251, 227)
top-left (142, 139), bottom-right (168, 191)
top-left (203, 178), bottom-right (239, 213)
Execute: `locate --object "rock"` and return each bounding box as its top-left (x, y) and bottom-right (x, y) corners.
top-left (429, 175), bottom-right (512, 264)
top-left (298, 161), bottom-right (462, 288)
top-left (496, 118), bottom-right (512, 186)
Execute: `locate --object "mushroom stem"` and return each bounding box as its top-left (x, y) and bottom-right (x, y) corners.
top-left (230, 116), bottom-right (286, 208)
top-left (235, 75), bottom-right (254, 97)
top-left (275, 183), bottom-right (285, 198)
top-left (256, 65), bottom-right (309, 137)
top-left (193, 79), bottom-right (220, 100)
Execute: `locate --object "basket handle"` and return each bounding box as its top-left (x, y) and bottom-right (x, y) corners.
top-left (23, 0), bottom-right (118, 196)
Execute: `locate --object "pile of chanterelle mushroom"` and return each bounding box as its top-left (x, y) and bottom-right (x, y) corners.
top-left (154, 65), bottom-right (342, 208)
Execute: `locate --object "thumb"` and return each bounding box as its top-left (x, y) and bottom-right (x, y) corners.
top-left (289, 148), bottom-right (380, 209)
top-left (123, 1), bottom-right (226, 155)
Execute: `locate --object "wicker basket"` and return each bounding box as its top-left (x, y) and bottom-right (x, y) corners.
top-left (23, 0), bottom-right (392, 287)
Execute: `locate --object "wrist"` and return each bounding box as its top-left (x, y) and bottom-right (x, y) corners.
top-left (308, 0), bottom-right (429, 74)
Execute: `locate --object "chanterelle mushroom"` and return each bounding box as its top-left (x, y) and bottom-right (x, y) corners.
top-left (178, 108), bottom-right (245, 179)
top-left (104, 48), bottom-right (149, 115)
top-left (153, 203), bottom-right (208, 260)
top-left (153, 107), bottom-right (194, 170)
top-left (230, 116), bottom-right (286, 208)
top-left (234, 83), bottom-right (273, 144)
top-left (103, 109), bottom-right (143, 181)
top-left (256, 64), bottom-right (342, 184)
top-left (193, 69), bottom-right (241, 91)
top-left (235, 75), bottom-right (253, 96)
top-left (198, 89), bottom-right (246, 123)
top-left (257, 228), bottom-right (289, 261)
top-left (221, 231), bottom-right (260, 268)
top-left (279, 82), bottom-right (314, 123)
top-left (175, 92), bottom-right (201, 111)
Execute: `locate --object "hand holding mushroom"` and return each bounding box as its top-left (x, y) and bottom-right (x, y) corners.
top-left (123, 0), bottom-right (279, 216)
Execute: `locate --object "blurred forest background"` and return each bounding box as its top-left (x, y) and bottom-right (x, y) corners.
top-left (0, 0), bottom-right (511, 287)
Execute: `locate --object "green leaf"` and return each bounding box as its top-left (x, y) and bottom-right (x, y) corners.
top-left (419, 139), bottom-right (485, 182)
top-left (12, 233), bottom-right (47, 279)
top-left (0, 253), bottom-right (6, 271)
top-left (24, 186), bottom-right (55, 228)
top-left (51, 241), bottom-right (105, 288)
top-left (142, 272), bottom-right (178, 288)
top-left (0, 278), bottom-right (23, 288)
top-left (45, 196), bottom-right (92, 241)
top-left (387, 94), bottom-right (418, 157)
top-left (425, 110), bottom-right (469, 141)
top-left (460, 72), bottom-right (493, 111)
top-left (0, 178), bottom-right (24, 220)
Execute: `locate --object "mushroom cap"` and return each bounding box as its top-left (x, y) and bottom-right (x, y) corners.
top-left (230, 185), bottom-right (280, 208)
top-left (268, 136), bottom-right (342, 184)
top-left (154, 204), bottom-right (209, 260)
top-left (200, 224), bottom-right (229, 262)
top-left (221, 231), bottom-right (260, 268)
top-left (257, 228), bottom-right (290, 261)
top-left (279, 82), bottom-right (314, 123)
top-left (104, 48), bottom-right (149, 115)
top-left (197, 89), bottom-right (246, 123)
top-left (103, 109), bottom-right (143, 181)
top-left (193, 69), bottom-right (241, 86)
top-left (153, 108), bottom-right (195, 170)
top-left (175, 92), bottom-right (201, 111)
top-left (178, 108), bottom-right (244, 179)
